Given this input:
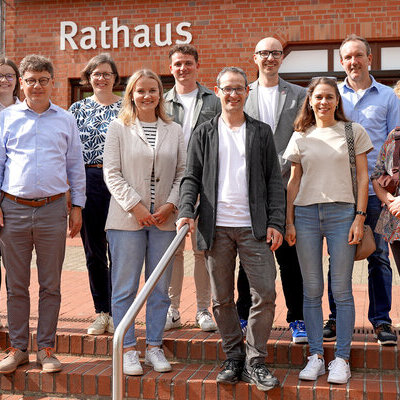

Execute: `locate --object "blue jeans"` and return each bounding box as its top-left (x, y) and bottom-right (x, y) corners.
top-left (107, 226), bottom-right (175, 347)
top-left (295, 203), bottom-right (356, 360)
top-left (327, 195), bottom-right (392, 327)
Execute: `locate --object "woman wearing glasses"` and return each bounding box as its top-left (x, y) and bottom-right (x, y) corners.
top-left (0, 57), bottom-right (20, 111)
top-left (69, 53), bottom-right (121, 336)
top-left (103, 69), bottom-right (185, 375)
top-left (284, 77), bottom-right (372, 384)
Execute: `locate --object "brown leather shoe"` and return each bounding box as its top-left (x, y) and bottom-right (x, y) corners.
top-left (37, 348), bottom-right (62, 372)
top-left (0, 347), bottom-right (29, 374)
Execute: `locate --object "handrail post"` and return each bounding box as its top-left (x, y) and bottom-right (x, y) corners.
top-left (112, 224), bottom-right (189, 400)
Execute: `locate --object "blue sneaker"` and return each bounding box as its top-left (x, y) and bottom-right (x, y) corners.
top-left (290, 320), bottom-right (308, 343)
top-left (240, 319), bottom-right (248, 336)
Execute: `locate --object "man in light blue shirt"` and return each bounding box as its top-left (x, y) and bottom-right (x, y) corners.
top-left (0, 55), bottom-right (85, 373)
top-left (325, 35), bottom-right (400, 346)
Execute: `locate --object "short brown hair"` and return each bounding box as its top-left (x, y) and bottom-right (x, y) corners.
top-left (19, 54), bottom-right (54, 78)
top-left (168, 44), bottom-right (198, 63)
top-left (0, 56), bottom-right (20, 97)
top-left (294, 77), bottom-right (348, 133)
top-left (80, 53), bottom-right (120, 87)
top-left (339, 34), bottom-right (371, 59)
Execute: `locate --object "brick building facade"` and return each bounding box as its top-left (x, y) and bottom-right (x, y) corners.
top-left (2, 0), bottom-right (400, 109)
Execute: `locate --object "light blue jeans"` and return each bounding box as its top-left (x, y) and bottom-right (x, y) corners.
top-left (107, 226), bottom-right (176, 347)
top-left (295, 203), bottom-right (356, 360)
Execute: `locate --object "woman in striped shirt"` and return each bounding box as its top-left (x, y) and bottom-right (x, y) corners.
top-left (103, 69), bottom-right (186, 376)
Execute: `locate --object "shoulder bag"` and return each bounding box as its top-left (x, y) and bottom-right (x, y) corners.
top-left (344, 122), bottom-right (376, 261)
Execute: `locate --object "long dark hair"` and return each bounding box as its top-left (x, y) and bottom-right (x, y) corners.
top-left (294, 77), bottom-right (348, 133)
top-left (0, 57), bottom-right (20, 97)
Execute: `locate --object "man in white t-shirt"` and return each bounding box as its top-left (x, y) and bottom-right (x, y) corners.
top-left (164, 45), bottom-right (221, 332)
top-left (241, 37), bottom-right (307, 343)
top-left (177, 67), bottom-right (285, 392)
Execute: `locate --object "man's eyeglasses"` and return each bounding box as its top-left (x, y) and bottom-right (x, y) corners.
top-left (255, 50), bottom-right (283, 59)
top-left (217, 86), bottom-right (247, 95)
top-left (24, 77), bottom-right (51, 87)
top-left (91, 72), bottom-right (115, 80)
top-left (0, 73), bottom-right (16, 82)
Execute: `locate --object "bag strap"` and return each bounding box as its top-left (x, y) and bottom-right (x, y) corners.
top-left (391, 126), bottom-right (400, 178)
top-left (344, 122), bottom-right (357, 202)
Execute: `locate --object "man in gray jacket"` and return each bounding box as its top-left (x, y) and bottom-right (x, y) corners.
top-left (164, 44), bottom-right (221, 332)
top-left (237, 37), bottom-right (307, 343)
top-left (177, 67), bottom-right (285, 392)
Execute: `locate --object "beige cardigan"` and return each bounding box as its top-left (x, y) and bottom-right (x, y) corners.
top-left (103, 117), bottom-right (186, 231)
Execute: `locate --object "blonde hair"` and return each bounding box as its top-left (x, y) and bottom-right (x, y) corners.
top-left (119, 69), bottom-right (170, 126)
top-left (394, 80), bottom-right (400, 99)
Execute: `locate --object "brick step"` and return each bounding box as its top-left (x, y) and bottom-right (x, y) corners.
top-left (1, 327), bottom-right (398, 372)
top-left (0, 355), bottom-right (397, 400)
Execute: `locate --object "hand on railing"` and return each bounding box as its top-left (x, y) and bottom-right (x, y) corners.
top-left (176, 217), bottom-right (195, 234)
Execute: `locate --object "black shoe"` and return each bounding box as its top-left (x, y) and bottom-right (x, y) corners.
top-left (374, 324), bottom-right (397, 346)
top-left (216, 359), bottom-right (244, 384)
top-left (323, 319), bottom-right (336, 341)
top-left (241, 363), bottom-right (279, 392)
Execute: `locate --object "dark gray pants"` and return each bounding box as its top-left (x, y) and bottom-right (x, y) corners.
top-left (0, 196), bottom-right (67, 350)
top-left (205, 227), bottom-right (276, 366)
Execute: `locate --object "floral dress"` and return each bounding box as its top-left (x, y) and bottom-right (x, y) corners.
top-left (371, 128), bottom-right (400, 243)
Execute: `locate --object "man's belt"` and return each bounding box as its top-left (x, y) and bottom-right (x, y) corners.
top-left (3, 192), bottom-right (65, 207)
top-left (85, 164), bottom-right (103, 168)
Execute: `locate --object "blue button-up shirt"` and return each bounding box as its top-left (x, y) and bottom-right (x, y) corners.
top-left (0, 100), bottom-right (86, 206)
top-left (339, 76), bottom-right (400, 195)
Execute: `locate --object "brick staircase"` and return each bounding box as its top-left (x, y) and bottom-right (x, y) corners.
top-left (0, 325), bottom-right (398, 399)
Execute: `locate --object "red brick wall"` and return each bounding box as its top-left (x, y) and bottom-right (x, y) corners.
top-left (4, 0), bottom-right (400, 109)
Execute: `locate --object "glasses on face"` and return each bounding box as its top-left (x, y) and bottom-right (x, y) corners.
top-left (255, 50), bottom-right (283, 59)
top-left (218, 86), bottom-right (247, 95)
top-left (24, 77), bottom-right (51, 87)
top-left (91, 72), bottom-right (115, 80)
top-left (0, 73), bottom-right (16, 82)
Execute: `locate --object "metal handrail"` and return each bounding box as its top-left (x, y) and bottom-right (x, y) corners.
top-left (112, 222), bottom-right (190, 400)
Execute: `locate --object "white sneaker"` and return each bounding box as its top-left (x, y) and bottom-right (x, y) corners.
top-left (87, 312), bottom-right (109, 335)
top-left (107, 317), bottom-right (114, 334)
top-left (123, 350), bottom-right (143, 375)
top-left (164, 308), bottom-right (181, 331)
top-left (196, 310), bottom-right (217, 332)
top-left (299, 354), bottom-right (325, 380)
top-left (327, 357), bottom-right (351, 384)
top-left (145, 347), bottom-right (172, 372)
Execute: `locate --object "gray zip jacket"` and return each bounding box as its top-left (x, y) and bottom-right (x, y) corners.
top-left (179, 113), bottom-right (285, 251)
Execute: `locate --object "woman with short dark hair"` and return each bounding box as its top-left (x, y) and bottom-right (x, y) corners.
top-left (69, 53), bottom-right (121, 336)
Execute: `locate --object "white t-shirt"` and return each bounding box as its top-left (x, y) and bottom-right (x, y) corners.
top-left (177, 88), bottom-right (198, 147)
top-left (283, 121), bottom-right (373, 206)
top-left (258, 84), bottom-right (279, 131)
top-left (216, 118), bottom-right (252, 227)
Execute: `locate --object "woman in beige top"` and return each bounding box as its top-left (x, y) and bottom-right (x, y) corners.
top-left (103, 69), bottom-right (185, 377)
top-left (284, 77), bottom-right (372, 385)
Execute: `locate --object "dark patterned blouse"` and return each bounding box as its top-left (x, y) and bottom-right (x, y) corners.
top-left (69, 97), bottom-right (122, 165)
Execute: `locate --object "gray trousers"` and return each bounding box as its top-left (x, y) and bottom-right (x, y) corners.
top-left (205, 227), bottom-right (276, 366)
top-left (0, 196), bottom-right (67, 350)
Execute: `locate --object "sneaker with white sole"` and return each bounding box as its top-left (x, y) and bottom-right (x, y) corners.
top-left (289, 320), bottom-right (308, 344)
top-left (123, 350), bottom-right (143, 375)
top-left (164, 308), bottom-right (182, 331)
top-left (107, 317), bottom-right (114, 334)
top-left (87, 312), bottom-right (109, 335)
top-left (196, 310), bottom-right (217, 332)
top-left (299, 354), bottom-right (325, 380)
top-left (0, 348), bottom-right (29, 374)
top-left (37, 348), bottom-right (62, 373)
top-left (327, 357), bottom-right (351, 384)
top-left (145, 347), bottom-right (172, 372)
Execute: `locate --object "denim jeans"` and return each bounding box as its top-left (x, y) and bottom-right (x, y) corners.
top-left (205, 227), bottom-right (276, 366)
top-left (295, 203), bottom-right (356, 360)
top-left (327, 195), bottom-right (392, 327)
top-left (107, 226), bottom-right (175, 347)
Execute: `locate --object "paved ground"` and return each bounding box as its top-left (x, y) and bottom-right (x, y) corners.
top-left (0, 235), bottom-right (399, 334)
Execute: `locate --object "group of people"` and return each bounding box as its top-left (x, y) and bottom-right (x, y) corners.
top-left (0, 32), bottom-right (399, 393)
